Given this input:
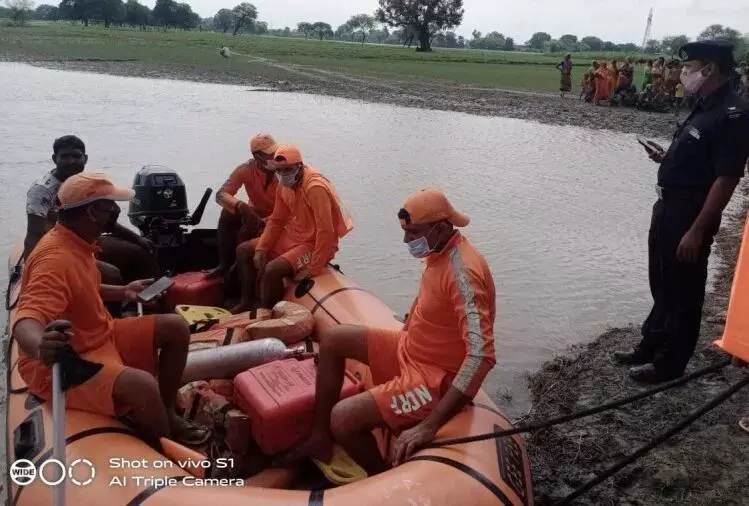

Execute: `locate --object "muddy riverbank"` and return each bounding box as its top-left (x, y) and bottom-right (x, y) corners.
top-left (0, 53), bottom-right (683, 138)
top-left (524, 182), bottom-right (749, 505)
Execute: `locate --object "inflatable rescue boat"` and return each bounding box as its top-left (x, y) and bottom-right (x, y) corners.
top-left (4, 166), bottom-right (533, 505)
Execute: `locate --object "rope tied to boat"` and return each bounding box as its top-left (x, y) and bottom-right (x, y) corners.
top-left (5, 257), bottom-right (22, 311)
top-left (424, 358), bottom-right (733, 449)
top-left (420, 357), bottom-right (749, 505)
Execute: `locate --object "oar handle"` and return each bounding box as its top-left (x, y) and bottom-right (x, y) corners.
top-left (52, 362), bottom-right (66, 506)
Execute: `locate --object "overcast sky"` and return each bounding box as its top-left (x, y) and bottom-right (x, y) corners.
top-left (166, 0), bottom-right (749, 44)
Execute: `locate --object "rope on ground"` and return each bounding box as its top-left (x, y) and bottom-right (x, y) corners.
top-left (423, 358), bottom-right (732, 449)
top-left (553, 371), bottom-right (749, 506)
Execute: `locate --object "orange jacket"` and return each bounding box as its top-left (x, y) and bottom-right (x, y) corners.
top-left (402, 232), bottom-right (496, 397)
top-left (257, 166), bottom-right (352, 274)
top-left (13, 224), bottom-right (117, 391)
top-left (216, 159), bottom-right (278, 219)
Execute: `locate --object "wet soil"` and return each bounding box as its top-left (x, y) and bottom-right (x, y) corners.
top-left (0, 53), bottom-right (684, 138)
top-left (524, 182), bottom-right (749, 506)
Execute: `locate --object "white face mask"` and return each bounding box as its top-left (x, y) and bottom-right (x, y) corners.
top-left (680, 65), bottom-right (708, 94)
top-left (275, 168), bottom-right (300, 187)
top-left (407, 236), bottom-right (432, 258)
top-left (406, 225), bottom-right (438, 259)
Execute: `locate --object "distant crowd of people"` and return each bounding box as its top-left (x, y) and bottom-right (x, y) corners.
top-left (557, 53), bottom-right (749, 112)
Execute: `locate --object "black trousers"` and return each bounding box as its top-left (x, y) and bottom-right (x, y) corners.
top-left (637, 194), bottom-right (717, 376)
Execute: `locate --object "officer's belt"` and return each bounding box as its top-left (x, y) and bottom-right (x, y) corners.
top-left (656, 185), bottom-right (709, 200)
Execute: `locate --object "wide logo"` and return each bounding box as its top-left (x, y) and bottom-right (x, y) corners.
top-left (9, 458), bottom-right (96, 487)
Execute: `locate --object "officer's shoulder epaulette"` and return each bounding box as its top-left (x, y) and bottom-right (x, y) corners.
top-left (726, 106), bottom-right (746, 120)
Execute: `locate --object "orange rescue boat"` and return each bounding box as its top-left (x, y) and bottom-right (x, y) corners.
top-left (5, 165), bottom-right (533, 505)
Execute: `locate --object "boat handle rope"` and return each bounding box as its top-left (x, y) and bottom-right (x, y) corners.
top-left (5, 258), bottom-right (22, 311)
top-left (420, 357), bottom-right (749, 505)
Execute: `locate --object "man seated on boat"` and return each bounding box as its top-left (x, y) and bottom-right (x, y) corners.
top-left (206, 133), bottom-right (280, 279)
top-left (277, 188), bottom-right (496, 475)
top-left (12, 173), bottom-right (211, 448)
top-left (22, 135), bottom-right (160, 287)
top-left (232, 144), bottom-right (352, 315)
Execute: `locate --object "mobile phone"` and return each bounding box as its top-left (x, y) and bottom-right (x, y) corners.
top-left (636, 136), bottom-right (656, 154)
top-left (136, 276), bottom-right (174, 303)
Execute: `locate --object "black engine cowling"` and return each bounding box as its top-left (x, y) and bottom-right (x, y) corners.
top-left (128, 165), bottom-right (190, 231)
top-left (126, 165), bottom-right (214, 274)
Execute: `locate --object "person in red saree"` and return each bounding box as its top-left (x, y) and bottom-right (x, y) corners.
top-left (594, 62), bottom-right (610, 104)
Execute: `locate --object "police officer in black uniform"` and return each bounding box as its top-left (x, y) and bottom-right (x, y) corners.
top-left (614, 40), bottom-right (749, 383)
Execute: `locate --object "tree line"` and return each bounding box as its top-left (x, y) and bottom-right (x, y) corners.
top-left (3, 0), bottom-right (203, 29)
top-left (3, 0), bottom-right (748, 59)
top-left (524, 24), bottom-right (747, 59)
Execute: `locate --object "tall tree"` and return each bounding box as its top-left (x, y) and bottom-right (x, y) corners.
top-left (123, 0), bottom-right (150, 27)
top-left (376, 0), bottom-right (464, 52)
top-left (253, 20), bottom-right (268, 34)
top-left (297, 21), bottom-right (313, 38)
top-left (335, 22), bottom-right (353, 41)
top-left (213, 8), bottom-right (233, 32)
top-left (699, 24), bottom-right (741, 45)
top-left (173, 2), bottom-right (197, 29)
top-left (57, 0), bottom-right (98, 26)
top-left (231, 2), bottom-right (256, 35)
top-left (645, 38), bottom-right (661, 54)
top-left (34, 3), bottom-right (58, 19)
top-left (581, 35), bottom-right (603, 51)
top-left (152, 0), bottom-right (176, 28)
top-left (100, 0), bottom-right (124, 27)
top-left (504, 36), bottom-right (514, 51)
top-left (311, 21), bottom-right (333, 41)
top-left (5, 0), bottom-right (34, 25)
top-left (348, 13), bottom-right (375, 44)
top-left (661, 34), bottom-right (690, 55)
top-left (559, 34), bottom-right (577, 46)
top-left (526, 32), bottom-right (551, 50)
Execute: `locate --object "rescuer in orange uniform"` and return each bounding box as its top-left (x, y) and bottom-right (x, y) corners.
top-left (207, 133), bottom-right (280, 279)
top-left (276, 188), bottom-right (497, 475)
top-left (12, 173), bottom-right (211, 448)
top-left (232, 145), bottom-right (353, 315)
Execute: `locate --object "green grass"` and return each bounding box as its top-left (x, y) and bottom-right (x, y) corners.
top-left (0, 23), bottom-right (650, 92)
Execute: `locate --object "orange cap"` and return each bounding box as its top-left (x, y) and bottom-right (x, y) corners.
top-left (273, 145), bottom-right (303, 165)
top-left (250, 134), bottom-right (279, 155)
top-left (58, 172), bottom-right (134, 210)
top-left (399, 188), bottom-right (470, 228)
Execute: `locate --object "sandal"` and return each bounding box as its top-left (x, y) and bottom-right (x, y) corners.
top-left (739, 416), bottom-right (749, 435)
top-left (172, 418), bottom-right (212, 447)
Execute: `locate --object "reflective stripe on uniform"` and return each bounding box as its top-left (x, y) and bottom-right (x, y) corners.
top-left (448, 246), bottom-right (484, 394)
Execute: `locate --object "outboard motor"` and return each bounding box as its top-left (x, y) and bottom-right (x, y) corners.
top-left (128, 165), bottom-right (212, 248)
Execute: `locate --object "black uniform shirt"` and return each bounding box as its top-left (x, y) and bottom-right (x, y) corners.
top-left (658, 82), bottom-right (749, 189)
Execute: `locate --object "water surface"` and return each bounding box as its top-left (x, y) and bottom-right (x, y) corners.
top-left (1, 62), bottom-right (685, 415)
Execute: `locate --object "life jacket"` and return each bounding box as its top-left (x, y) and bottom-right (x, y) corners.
top-left (301, 166), bottom-right (354, 240)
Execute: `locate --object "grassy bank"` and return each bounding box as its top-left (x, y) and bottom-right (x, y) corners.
top-left (0, 23), bottom-right (647, 92)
